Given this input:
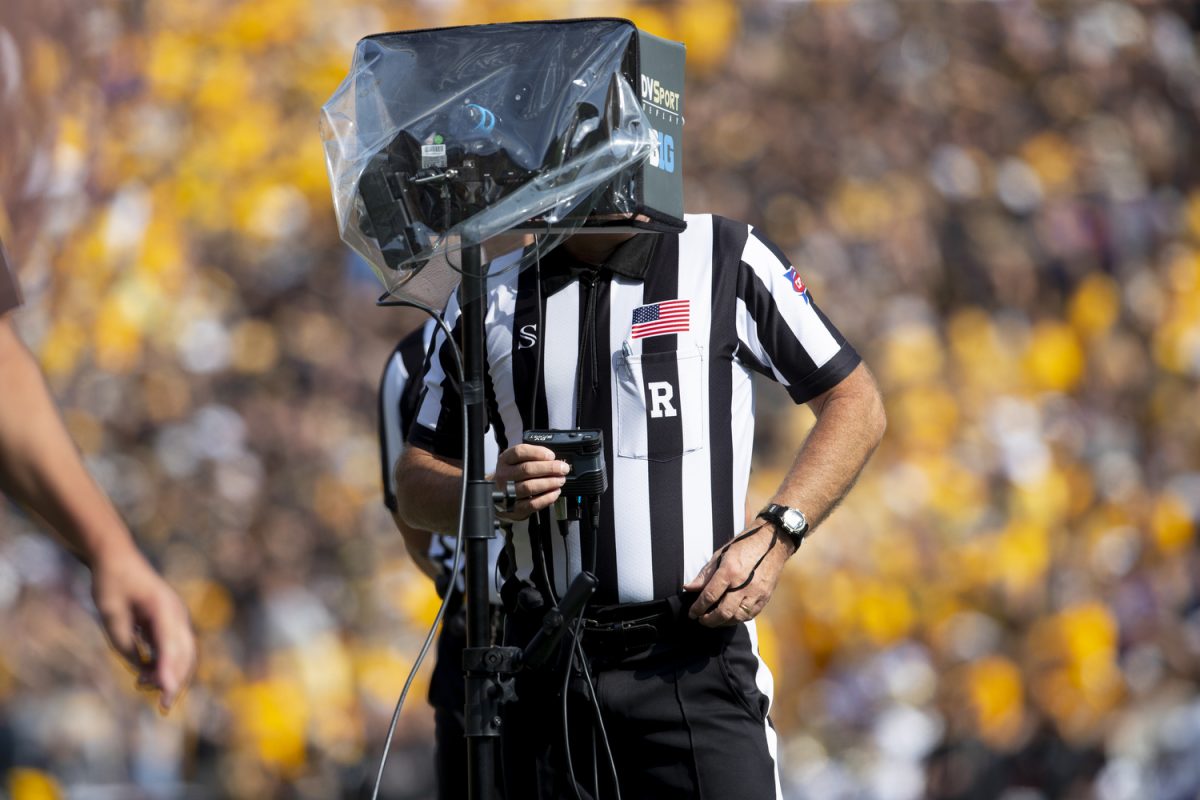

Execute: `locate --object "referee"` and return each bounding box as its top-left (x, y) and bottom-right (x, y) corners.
top-left (378, 318), bottom-right (504, 799)
top-left (396, 215), bottom-right (886, 798)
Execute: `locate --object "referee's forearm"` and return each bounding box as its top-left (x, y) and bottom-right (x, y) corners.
top-left (769, 363), bottom-right (886, 533)
top-left (0, 319), bottom-right (138, 568)
top-left (394, 445), bottom-right (464, 534)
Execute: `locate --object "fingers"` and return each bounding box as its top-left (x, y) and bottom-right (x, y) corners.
top-left (687, 567), bottom-right (729, 622)
top-left (494, 445), bottom-right (570, 521)
top-left (682, 555), bottom-right (719, 593)
top-left (498, 444), bottom-right (558, 466)
top-left (497, 486), bottom-right (562, 521)
top-left (101, 577), bottom-right (197, 712)
top-left (146, 598), bottom-right (197, 712)
top-left (692, 588), bottom-right (764, 627)
top-left (99, 601), bottom-right (139, 665)
top-left (687, 528), bottom-right (783, 627)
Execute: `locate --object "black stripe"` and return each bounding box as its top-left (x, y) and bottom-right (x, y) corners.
top-left (512, 264), bottom-right (545, 433)
top-left (398, 326), bottom-right (432, 442)
top-left (640, 235), bottom-right (686, 599)
top-left (733, 341), bottom-right (772, 378)
top-left (736, 264), bottom-right (819, 396)
top-left (749, 226), bottom-right (791, 271)
top-left (581, 277), bottom-right (618, 604)
top-left (483, 365), bottom-right (508, 452)
top-left (512, 263), bottom-right (555, 595)
top-left (378, 326), bottom-right (432, 510)
top-left (709, 217), bottom-right (746, 551)
top-left (409, 311), bottom-right (466, 460)
top-left (736, 263), bottom-right (861, 404)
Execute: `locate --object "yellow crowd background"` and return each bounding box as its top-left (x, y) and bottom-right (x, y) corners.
top-left (1, 0), bottom-right (1198, 798)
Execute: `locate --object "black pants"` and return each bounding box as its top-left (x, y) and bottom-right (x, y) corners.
top-left (500, 598), bottom-right (780, 800)
top-left (429, 606), bottom-right (505, 800)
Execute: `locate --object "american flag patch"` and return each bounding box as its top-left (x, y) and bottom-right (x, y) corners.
top-left (631, 299), bottom-right (690, 339)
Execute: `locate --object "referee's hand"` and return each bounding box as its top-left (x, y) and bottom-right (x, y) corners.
top-left (492, 444), bottom-right (570, 522)
top-left (683, 524), bottom-right (795, 627)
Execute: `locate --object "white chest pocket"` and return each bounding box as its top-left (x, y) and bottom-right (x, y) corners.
top-left (614, 343), bottom-right (706, 461)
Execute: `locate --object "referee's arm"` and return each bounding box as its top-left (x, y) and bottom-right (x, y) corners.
top-left (395, 444), bottom-right (568, 535)
top-left (684, 361), bottom-right (885, 626)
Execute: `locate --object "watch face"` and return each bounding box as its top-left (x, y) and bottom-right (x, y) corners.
top-left (782, 508), bottom-right (806, 533)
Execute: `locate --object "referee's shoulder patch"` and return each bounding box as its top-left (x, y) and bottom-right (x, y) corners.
top-left (782, 266), bottom-right (811, 304)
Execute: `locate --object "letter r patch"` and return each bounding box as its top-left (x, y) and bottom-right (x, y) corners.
top-left (647, 381), bottom-right (678, 418)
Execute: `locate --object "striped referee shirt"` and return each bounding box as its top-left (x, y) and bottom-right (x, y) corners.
top-left (379, 321), bottom-right (438, 513)
top-left (410, 214), bottom-right (861, 605)
top-left (380, 320), bottom-right (504, 600)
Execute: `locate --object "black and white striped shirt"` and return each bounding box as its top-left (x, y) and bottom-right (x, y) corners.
top-left (380, 319), bottom-right (503, 598)
top-left (379, 321), bottom-right (437, 513)
top-left (410, 214), bottom-right (860, 605)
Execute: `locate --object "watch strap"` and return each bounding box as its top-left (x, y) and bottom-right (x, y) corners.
top-left (758, 503), bottom-right (809, 547)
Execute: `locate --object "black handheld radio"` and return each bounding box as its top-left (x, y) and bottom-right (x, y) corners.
top-left (522, 429), bottom-right (608, 498)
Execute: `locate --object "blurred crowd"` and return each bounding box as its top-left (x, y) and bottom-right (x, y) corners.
top-left (1, 0), bottom-right (1198, 798)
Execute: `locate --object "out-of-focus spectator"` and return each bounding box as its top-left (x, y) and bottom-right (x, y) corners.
top-left (2, 0), bottom-right (1199, 798)
top-left (1, 240), bottom-right (196, 716)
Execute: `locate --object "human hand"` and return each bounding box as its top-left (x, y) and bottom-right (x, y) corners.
top-left (91, 547), bottom-right (197, 712)
top-left (492, 444), bottom-right (570, 522)
top-left (683, 522), bottom-right (795, 627)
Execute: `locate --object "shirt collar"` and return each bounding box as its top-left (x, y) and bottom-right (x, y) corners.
top-left (537, 234), bottom-right (658, 294)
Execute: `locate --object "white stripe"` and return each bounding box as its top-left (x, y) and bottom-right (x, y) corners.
top-left (380, 351), bottom-right (408, 500)
top-left (731, 360), bottom-right (757, 535)
top-left (742, 227), bottom-right (841, 370)
top-left (420, 317), bottom-right (436, 357)
top-left (414, 293), bottom-right (460, 433)
top-left (487, 278), bottom-right (524, 452)
top-left (543, 281), bottom-right (580, 429)
top-left (745, 620), bottom-right (783, 799)
top-left (543, 282), bottom-right (582, 595)
top-left (735, 296), bottom-right (789, 386)
top-left (609, 275), bottom-right (655, 603)
top-left (677, 217), bottom-right (717, 583)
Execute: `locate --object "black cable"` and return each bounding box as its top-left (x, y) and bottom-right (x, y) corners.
top-left (531, 235), bottom-right (544, 430)
top-left (574, 636), bottom-right (620, 800)
top-left (578, 498), bottom-right (618, 797)
top-left (553, 497), bottom-right (620, 800)
top-left (560, 600), bottom-right (591, 800)
top-left (701, 524), bottom-right (779, 617)
top-left (369, 299), bottom-right (469, 800)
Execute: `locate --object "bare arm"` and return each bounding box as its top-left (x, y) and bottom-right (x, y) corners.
top-left (685, 362), bottom-right (886, 625)
top-left (0, 317), bottom-right (196, 709)
top-left (389, 511), bottom-right (442, 582)
top-left (762, 360), bottom-right (886, 531)
top-left (396, 443), bottom-right (569, 534)
top-left (0, 319), bottom-right (134, 564)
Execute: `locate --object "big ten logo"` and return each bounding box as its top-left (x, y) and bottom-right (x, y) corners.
top-left (650, 129), bottom-right (676, 174)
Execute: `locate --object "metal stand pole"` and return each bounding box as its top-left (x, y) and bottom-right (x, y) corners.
top-left (458, 241), bottom-right (598, 800)
top-left (459, 241), bottom-right (502, 800)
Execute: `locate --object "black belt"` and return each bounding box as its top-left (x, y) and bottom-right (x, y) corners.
top-left (578, 592), bottom-right (699, 660)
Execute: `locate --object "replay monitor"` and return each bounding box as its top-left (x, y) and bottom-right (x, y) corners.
top-left (322, 18), bottom-right (686, 292)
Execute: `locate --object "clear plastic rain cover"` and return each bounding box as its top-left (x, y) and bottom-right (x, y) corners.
top-left (321, 19), bottom-right (655, 298)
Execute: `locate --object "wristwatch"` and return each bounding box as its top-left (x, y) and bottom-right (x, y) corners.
top-left (757, 503), bottom-right (810, 550)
